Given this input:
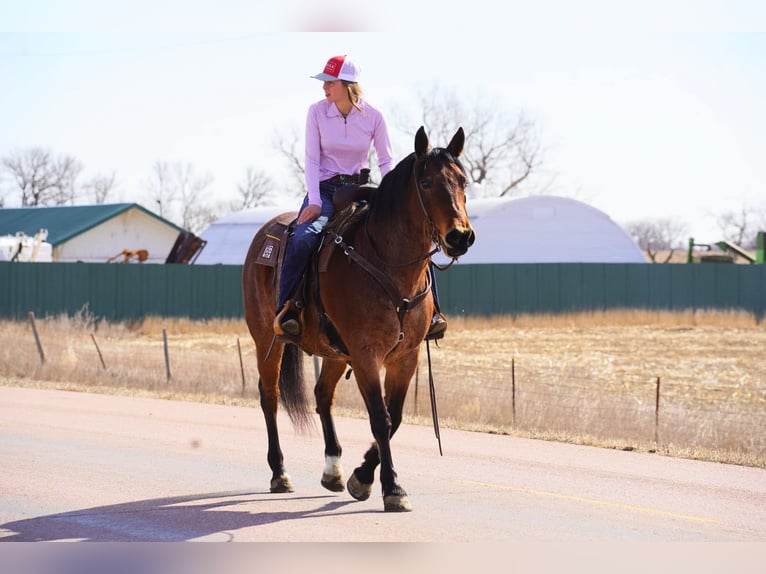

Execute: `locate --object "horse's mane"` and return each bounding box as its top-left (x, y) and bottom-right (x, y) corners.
top-left (368, 152), bottom-right (416, 222)
top-left (368, 147), bottom-right (466, 223)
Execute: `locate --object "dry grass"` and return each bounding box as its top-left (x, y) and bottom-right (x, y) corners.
top-left (1, 309), bottom-right (764, 468)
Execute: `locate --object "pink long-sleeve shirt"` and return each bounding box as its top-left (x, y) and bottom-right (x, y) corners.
top-left (304, 98), bottom-right (393, 207)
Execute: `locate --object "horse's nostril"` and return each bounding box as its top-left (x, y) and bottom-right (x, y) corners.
top-left (445, 228), bottom-right (475, 254)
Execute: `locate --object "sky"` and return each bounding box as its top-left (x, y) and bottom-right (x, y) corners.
top-left (1, 2), bottom-right (766, 243)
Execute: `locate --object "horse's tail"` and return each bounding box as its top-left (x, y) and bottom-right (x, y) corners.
top-left (278, 343), bottom-right (314, 434)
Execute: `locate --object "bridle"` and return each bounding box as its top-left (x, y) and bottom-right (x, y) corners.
top-left (412, 150), bottom-right (466, 271)
top-left (364, 150), bottom-right (466, 270)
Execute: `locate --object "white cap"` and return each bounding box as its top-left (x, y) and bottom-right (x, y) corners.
top-left (311, 55), bottom-right (360, 82)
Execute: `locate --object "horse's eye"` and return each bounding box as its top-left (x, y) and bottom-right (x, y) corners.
top-left (419, 179), bottom-right (432, 190)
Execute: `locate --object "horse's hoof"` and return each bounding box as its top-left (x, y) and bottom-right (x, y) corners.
top-left (383, 494), bottom-right (412, 512)
top-left (321, 473), bottom-right (345, 492)
top-left (346, 473), bottom-right (372, 501)
top-left (270, 474), bottom-right (294, 493)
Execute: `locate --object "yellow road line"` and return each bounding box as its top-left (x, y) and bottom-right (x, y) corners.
top-left (459, 480), bottom-right (719, 524)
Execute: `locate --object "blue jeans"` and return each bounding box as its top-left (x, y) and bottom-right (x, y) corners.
top-left (277, 180), bottom-right (340, 311)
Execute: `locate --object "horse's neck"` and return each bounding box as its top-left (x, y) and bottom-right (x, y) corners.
top-left (365, 193), bottom-right (432, 281)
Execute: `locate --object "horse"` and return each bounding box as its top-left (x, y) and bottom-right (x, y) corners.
top-left (241, 126), bottom-right (475, 512)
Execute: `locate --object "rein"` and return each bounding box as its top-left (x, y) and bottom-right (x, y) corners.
top-left (425, 339), bottom-right (442, 455)
top-left (326, 228), bottom-right (432, 342)
top-left (363, 220), bottom-right (439, 269)
top-left (430, 256), bottom-right (458, 271)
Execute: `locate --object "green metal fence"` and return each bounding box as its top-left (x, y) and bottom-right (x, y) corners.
top-left (438, 263), bottom-right (766, 317)
top-left (0, 262), bottom-right (244, 321)
top-left (1, 261), bottom-right (764, 321)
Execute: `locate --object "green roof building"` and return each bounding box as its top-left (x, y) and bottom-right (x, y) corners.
top-left (0, 203), bottom-right (187, 263)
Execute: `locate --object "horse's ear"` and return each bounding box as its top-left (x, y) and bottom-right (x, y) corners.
top-left (415, 126), bottom-right (429, 157)
top-left (448, 127), bottom-right (465, 158)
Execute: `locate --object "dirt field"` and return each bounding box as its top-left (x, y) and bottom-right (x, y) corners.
top-left (1, 310), bottom-right (764, 467)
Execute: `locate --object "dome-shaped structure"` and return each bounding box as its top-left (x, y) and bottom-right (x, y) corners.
top-left (196, 196), bottom-right (646, 266)
top-left (436, 195), bottom-right (646, 265)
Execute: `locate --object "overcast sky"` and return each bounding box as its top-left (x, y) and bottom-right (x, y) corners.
top-left (2, 2), bottom-right (765, 242)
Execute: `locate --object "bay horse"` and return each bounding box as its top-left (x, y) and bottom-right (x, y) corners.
top-left (242, 126), bottom-right (475, 512)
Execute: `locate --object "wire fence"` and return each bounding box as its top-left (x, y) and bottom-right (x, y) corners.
top-left (5, 314), bottom-right (765, 464)
top-left (404, 357), bottom-right (766, 457)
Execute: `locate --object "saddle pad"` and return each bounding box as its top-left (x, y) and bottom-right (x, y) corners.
top-left (256, 233), bottom-right (281, 267)
top-left (255, 213), bottom-right (296, 268)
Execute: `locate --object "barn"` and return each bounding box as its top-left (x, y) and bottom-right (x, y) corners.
top-left (195, 195), bottom-right (645, 266)
top-left (435, 195), bottom-right (647, 265)
top-left (195, 205), bottom-right (293, 265)
top-left (0, 203), bottom-right (188, 263)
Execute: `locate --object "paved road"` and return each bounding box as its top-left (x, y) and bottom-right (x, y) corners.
top-left (1, 386), bottom-right (765, 545)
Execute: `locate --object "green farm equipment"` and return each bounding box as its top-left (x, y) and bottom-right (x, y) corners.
top-left (687, 231), bottom-right (764, 264)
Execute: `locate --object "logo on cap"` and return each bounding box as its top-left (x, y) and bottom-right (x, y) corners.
top-left (323, 56), bottom-right (344, 77)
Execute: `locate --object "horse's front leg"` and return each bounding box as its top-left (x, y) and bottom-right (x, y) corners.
top-left (348, 365), bottom-right (412, 512)
top-left (314, 358), bottom-right (348, 492)
top-left (346, 441), bottom-right (379, 502)
top-left (376, 351), bottom-right (418, 510)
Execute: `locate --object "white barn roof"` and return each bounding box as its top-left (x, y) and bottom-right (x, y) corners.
top-left (195, 195), bottom-right (646, 266)
top-left (195, 205), bottom-right (294, 265)
top-left (436, 195), bottom-right (646, 265)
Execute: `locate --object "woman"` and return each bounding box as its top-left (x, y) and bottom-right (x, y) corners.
top-left (274, 54), bottom-right (447, 340)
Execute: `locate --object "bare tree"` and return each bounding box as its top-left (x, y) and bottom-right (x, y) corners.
top-left (82, 171), bottom-right (118, 204)
top-left (624, 218), bottom-right (689, 263)
top-left (715, 206), bottom-right (758, 249)
top-left (272, 127), bottom-right (307, 199)
top-left (141, 160), bottom-right (219, 233)
top-left (142, 161), bottom-right (174, 218)
top-left (1, 147), bottom-right (82, 206)
top-left (393, 84), bottom-right (546, 198)
top-left (173, 162), bottom-right (214, 232)
top-left (236, 167), bottom-right (276, 208)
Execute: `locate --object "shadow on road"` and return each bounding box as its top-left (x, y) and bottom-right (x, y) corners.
top-left (0, 490), bottom-right (371, 541)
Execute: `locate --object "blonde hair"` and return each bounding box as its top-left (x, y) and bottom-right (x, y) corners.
top-left (344, 81), bottom-right (364, 111)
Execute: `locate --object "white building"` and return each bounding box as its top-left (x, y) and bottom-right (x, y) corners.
top-left (434, 195), bottom-right (646, 265)
top-left (195, 196), bottom-right (646, 266)
top-left (195, 205), bottom-right (294, 265)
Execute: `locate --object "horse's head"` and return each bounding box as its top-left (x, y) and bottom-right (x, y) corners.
top-left (414, 126), bottom-right (476, 258)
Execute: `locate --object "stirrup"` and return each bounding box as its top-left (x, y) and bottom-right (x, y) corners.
top-left (274, 304), bottom-right (301, 337)
top-left (425, 313), bottom-right (447, 341)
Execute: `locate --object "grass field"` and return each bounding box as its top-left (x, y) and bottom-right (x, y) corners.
top-left (1, 309), bottom-right (764, 468)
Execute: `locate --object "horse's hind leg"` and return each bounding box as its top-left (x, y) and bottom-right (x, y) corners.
top-left (314, 358), bottom-right (348, 492)
top-left (256, 341), bottom-right (294, 493)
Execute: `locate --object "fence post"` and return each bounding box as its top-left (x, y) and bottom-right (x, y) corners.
top-left (163, 328), bottom-right (172, 382)
top-left (654, 376), bottom-right (661, 444)
top-left (511, 357), bottom-right (516, 426)
top-left (28, 311), bottom-right (45, 365)
top-left (237, 337), bottom-right (246, 396)
top-left (90, 333), bottom-right (106, 369)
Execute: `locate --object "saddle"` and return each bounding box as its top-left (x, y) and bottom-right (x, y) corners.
top-left (257, 184), bottom-right (374, 349)
top-left (255, 184), bottom-right (374, 271)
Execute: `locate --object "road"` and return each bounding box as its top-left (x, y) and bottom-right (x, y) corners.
top-left (1, 386), bottom-right (765, 549)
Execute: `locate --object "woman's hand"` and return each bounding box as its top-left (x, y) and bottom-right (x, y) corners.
top-left (298, 204), bottom-right (322, 224)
